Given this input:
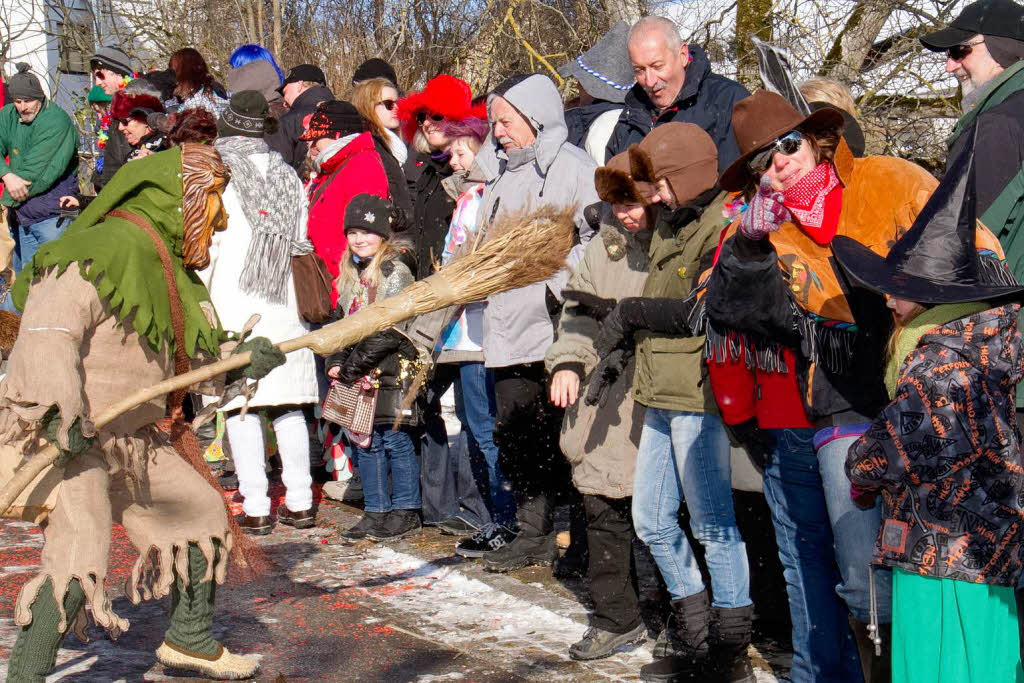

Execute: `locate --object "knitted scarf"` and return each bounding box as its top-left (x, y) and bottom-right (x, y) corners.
top-left (884, 302), bottom-right (989, 398)
top-left (214, 136), bottom-right (311, 305)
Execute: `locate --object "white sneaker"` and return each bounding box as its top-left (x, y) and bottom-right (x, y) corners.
top-left (322, 474), bottom-right (363, 502)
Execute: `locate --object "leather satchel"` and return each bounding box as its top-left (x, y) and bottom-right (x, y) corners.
top-left (292, 251), bottom-right (334, 323)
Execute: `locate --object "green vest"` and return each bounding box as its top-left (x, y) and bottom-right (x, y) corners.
top-left (632, 192), bottom-right (728, 413)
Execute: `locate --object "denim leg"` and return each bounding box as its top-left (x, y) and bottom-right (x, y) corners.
top-left (632, 408), bottom-right (706, 600)
top-left (13, 216), bottom-right (69, 272)
top-left (456, 362), bottom-right (515, 527)
top-left (355, 428), bottom-right (391, 513)
top-left (385, 428), bottom-right (421, 510)
top-left (764, 428), bottom-right (863, 683)
top-left (816, 433), bottom-right (891, 624)
top-left (670, 411), bottom-right (751, 608)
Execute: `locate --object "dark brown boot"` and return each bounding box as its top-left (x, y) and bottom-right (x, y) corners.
top-left (849, 616), bottom-right (891, 683)
top-left (708, 605), bottom-right (756, 682)
top-left (639, 590), bottom-right (710, 682)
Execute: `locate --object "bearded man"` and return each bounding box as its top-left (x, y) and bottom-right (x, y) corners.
top-left (0, 143), bottom-right (278, 681)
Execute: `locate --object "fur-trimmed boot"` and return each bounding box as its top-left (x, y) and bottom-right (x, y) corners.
top-left (155, 543), bottom-right (258, 680)
top-left (6, 578), bottom-right (85, 683)
top-left (708, 604), bottom-right (756, 683)
top-left (639, 590), bottom-right (710, 682)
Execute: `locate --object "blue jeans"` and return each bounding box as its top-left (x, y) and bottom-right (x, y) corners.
top-left (2, 215), bottom-right (69, 313)
top-left (454, 362), bottom-right (515, 527)
top-left (763, 427), bottom-right (864, 682)
top-left (354, 426), bottom-right (420, 513)
top-left (631, 409), bottom-right (751, 608)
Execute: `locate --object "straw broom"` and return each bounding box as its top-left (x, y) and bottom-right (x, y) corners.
top-left (0, 204), bottom-right (576, 516)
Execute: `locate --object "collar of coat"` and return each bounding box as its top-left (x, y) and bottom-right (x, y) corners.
top-left (623, 44), bottom-right (712, 115)
top-left (948, 60), bottom-right (1024, 148)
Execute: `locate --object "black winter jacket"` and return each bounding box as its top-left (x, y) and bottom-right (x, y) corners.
top-left (265, 84), bottom-right (334, 170)
top-left (405, 151), bottom-right (455, 279)
top-left (372, 135), bottom-right (414, 227)
top-left (847, 305), bottom-right (1024, 587)
top-left (605, 44), bottom-right (749, 173)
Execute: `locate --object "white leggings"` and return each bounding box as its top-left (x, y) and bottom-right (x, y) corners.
top-left (226, 409), bottom-right (313, 517)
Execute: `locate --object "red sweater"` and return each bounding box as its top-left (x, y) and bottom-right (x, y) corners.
top-left (306, 132), bottom-right (388, 305)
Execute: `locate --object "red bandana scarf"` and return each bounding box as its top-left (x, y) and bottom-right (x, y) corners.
top-left (782, 162), bottom-right (842, 244)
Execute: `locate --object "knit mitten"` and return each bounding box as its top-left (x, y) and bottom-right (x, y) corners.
top-left (7, 578), bottom-right (86, 683)
top-left (228, 336), bottom-right (286, 382)
top-left (41, 406), bottom-right (94, 468)
top-left (739, 175), bottom-right (789, 240)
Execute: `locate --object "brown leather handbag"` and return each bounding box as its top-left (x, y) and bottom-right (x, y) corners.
top-left (292, 251), bottom-right (334, 323)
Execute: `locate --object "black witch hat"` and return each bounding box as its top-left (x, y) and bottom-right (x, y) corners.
top-left (832, 133), bottom-right (1023, 304)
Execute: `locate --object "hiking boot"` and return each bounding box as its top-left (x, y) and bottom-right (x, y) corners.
top-left (652, 615), bottom-right (680, 659)
top-left (237, 515), bottom-right (271, 536)
top-left (367, 509), bottom-right (422, 541)
top-left (276, 505), bottom-right (316, 529)
top-left (438, 515), bottom-right (481, 537)
top-left (708, 605), bottom-right (756, 683)
top-left (483, 532), bottom-right (558, 572)
top-left (456, 524), bottom-right (518, 558)
top-left (640, 591), bottom-right (710, 682)
top-left (340, 511), bottom-right (387, 540)
top-left (569, 622), bottom-right (646, 661)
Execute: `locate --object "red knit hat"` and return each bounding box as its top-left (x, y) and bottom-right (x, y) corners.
top-left (396, 74), bottom-right (487, 141)
top-left (110, 92), bottom-right (164, 122)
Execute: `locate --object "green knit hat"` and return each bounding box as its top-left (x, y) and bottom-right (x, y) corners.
top-left (12, 148), bottom-right (223, 359)
top-left (87, 84), bottom-right (112, 104)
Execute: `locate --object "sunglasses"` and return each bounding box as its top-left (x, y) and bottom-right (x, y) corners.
top-left (747, 131), bottom-right (804, 174)
top-left (416, 111), bottom-right (445, 124)
top-left (114, 117), bottom-right (131, 126)
top-left (947, 37), bottom-right (986, 61)
top-left (379, 99), bottom-right (397, 111)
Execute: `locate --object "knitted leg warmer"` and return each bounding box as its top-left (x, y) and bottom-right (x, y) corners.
top-left (163, 543), bottom-right (219, 657)
top-left (7, 578), bottom-right (85, 683)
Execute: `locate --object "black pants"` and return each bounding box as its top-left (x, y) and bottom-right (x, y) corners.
top-left (584, 494), bottom-right (642, 633)
top-left (493, 362), bottom-right (578, 535)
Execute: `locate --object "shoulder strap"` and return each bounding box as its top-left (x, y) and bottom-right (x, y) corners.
top-left (106, 208), bottom-right (190, 408)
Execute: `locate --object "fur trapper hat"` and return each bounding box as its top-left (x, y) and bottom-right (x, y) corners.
top-left (396, 74), bottom-right (487, 142)
top-left (629, 122), bottom-right (718, 205)
top-left (595, 151), bottom-right (649, 206)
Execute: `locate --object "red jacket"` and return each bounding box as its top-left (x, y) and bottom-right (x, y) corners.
top-left (306, 132), bottom-right (388, 304)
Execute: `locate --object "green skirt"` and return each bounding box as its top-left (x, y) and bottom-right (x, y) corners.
top-left (893, 568), bottom-right (1024, 683)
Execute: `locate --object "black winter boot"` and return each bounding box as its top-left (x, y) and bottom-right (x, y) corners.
top-left (7, 578), bottom-right (85, 683)
top-left (484, 492), bottom-right (557, 573)
top-left (708, 604), bottom-right (756, 683)
top-left (639, 590), bottom-right (710, 682)
top-left (849, 616), bottom-right (891, 683)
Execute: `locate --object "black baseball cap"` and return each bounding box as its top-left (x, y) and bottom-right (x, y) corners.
top-left (277, 64), bottom-right (326, 93)
top-left (920, 0), bottom-right (1024, 50)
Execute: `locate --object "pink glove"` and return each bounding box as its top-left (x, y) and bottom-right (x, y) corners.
top-left (739, 175), bottom-right (790, 240)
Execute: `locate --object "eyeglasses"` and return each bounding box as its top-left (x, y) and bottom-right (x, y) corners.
top-left (114, 117), bottom-right (130, 126)
top-left (947, 37), bottom-right (986, 61)
top-left (416, 111), bottom-right (445, 124)
top-left (747, 131), bottom-right (804, 174)
top-left (378, 99), bottom-right (397, 111)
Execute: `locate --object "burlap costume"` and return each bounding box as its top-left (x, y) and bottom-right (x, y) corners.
top-left (0, 145), bottom-right (260, 680)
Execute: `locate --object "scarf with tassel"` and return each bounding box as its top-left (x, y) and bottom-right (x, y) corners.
top-left (214, 136), bottom-right (312, 305)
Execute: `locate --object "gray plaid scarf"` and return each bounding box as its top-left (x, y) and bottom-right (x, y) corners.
top-left (214, 136), bottom-right (312, 304)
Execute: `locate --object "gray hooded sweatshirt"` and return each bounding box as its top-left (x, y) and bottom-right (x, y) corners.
top-left (476, 74), bottom-right (599, 368)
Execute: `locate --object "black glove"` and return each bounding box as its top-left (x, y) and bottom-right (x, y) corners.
top-left (41, 405), bottom-right (94, 467)
top-left (584, 348), bottom-right (631, 407)
top-left (228, 336), bottom-right (286, 382)
top-left (729, 418), bottom-right (776, 472)
top-left (337, 329), bottom-right (410, 383)
top-left (562, 289), bottom-right (618, 321)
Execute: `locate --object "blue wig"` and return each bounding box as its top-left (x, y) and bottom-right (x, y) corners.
top-left (229, 44), bottom-right (285, 84)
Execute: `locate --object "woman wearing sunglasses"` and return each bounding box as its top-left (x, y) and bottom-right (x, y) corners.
top-left (701, 90), bottom-right (941, 683)
top-left (353, 77), bottom-right (413, 223)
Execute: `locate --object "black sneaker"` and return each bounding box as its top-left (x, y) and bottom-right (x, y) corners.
top-left (438, 515), bottom-right (481, 537)
top-left (456, 524), bottom-right (518, 558)
top-left (569, 622), bottom-right (647, 661)
top-left (367, 509), bottom-right (422, 541)
top-left (340, 511), bottom-right (387, 540)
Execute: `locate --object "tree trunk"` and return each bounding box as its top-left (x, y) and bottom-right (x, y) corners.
top-left (735, 0), bottom-right (772, 90)
top-left (272, 0), bottom-right (281, 57)
top-left (601, 0), bottom-right (642, 25)
top-left (821, 1), bottom-right (894, 83)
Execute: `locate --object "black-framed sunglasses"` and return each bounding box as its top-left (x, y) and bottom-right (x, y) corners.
top-left (947, 37), bottom-right (985, 61)
top-left (379, 99), bottom-right (397, 111)
top-left (747, 130), bottom-right (804, 174)
top-left (114, 117), bottom-right (130, 126)
top-left (416, 111), bottom-right (445, 124)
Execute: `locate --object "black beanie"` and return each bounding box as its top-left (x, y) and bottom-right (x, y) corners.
top-left (299, 100), bottom-right (367, 141)
top-left (344, 194), bottom-right (394, 239)
top-left (8, 63), bottom-right (45, 101)
top-left (352, 58), bottom-right (398, 89)
top-left (218, 90), bottom-right (270, 138)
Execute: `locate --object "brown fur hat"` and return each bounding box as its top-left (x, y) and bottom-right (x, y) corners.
top-left (595, 151), bottom-right (650, 206)
top-left (629, 122), bottom-right (719, 205)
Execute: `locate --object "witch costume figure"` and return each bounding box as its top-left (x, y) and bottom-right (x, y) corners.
top-left (0, 144), bottom-right (278, 681)
top-left (836, 139), bottom-right (1024, 683)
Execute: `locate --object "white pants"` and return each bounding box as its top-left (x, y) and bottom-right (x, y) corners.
top-left (226, 409), bottom-right (313, 517)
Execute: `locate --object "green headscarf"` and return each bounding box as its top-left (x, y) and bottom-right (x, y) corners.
top-left (12, 147), bottom-right (222, 358)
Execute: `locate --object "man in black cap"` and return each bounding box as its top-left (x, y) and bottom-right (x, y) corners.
top-left (0, 63), bottom-right (77, 309)
top-left (921, 0), bottom-right (1024, 281)
top-left (265, 64), bottom-right (334, 169)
